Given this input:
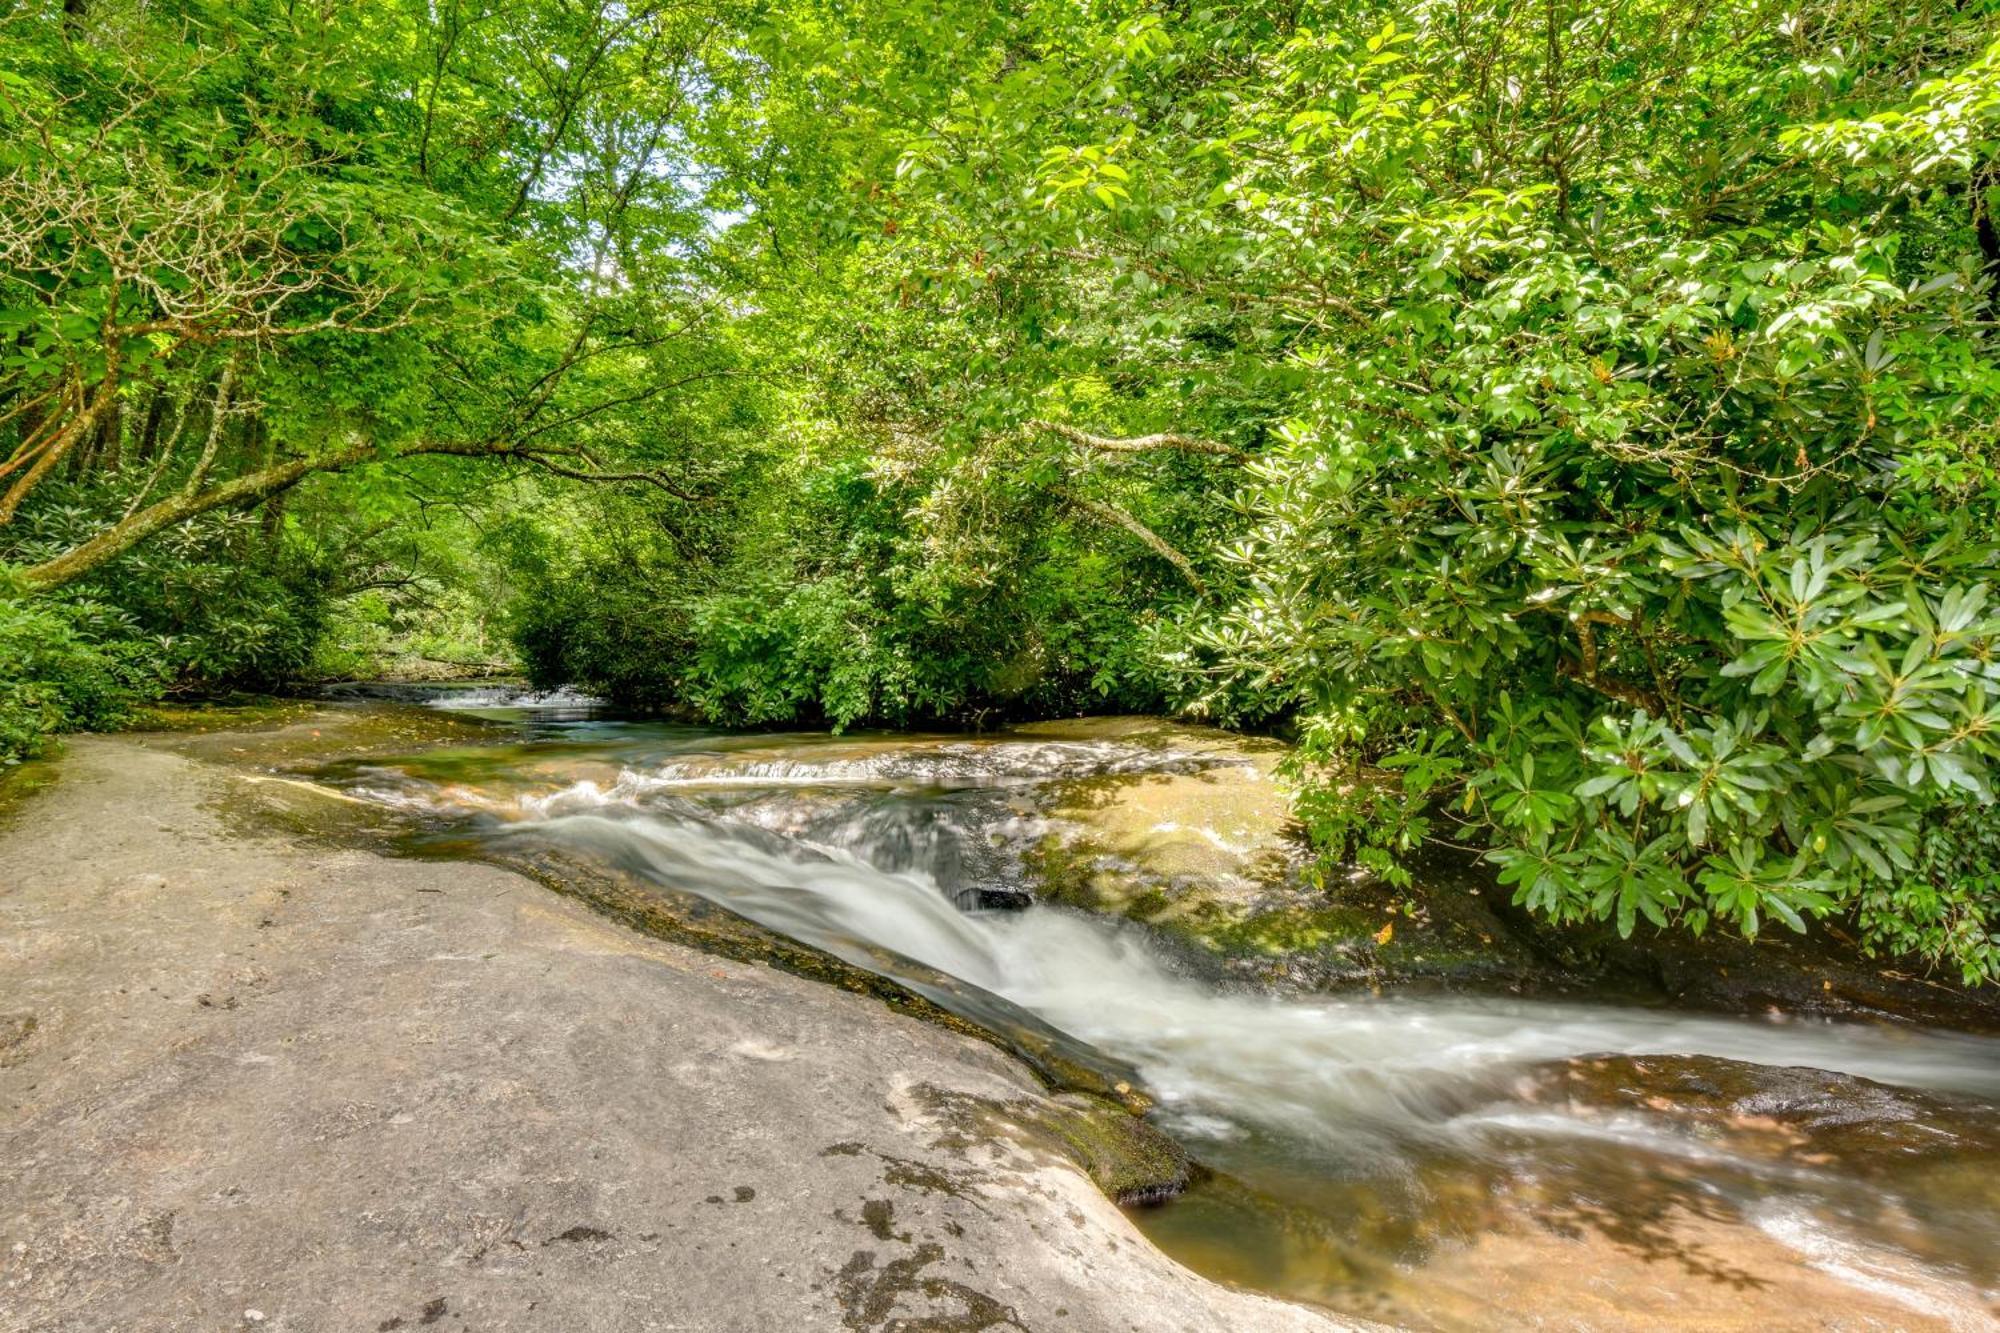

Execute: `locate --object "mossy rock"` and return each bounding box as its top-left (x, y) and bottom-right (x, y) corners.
top-left (922, 1085), bottom-right (1195, 1207)
top-left (1018, 1093), bottom-right (1195, 1206)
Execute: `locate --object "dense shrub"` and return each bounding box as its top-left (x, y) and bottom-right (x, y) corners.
top-left (2, 483), bottom-right (340, 762)
top-left (1129, 12), bottom-right (2000, 983)
top-left (512, 553), bottom-right (700, 713)
top-left (7, 486), bottom-right (333, 691)
top-left (507, 466), bottom-right (1182, 730)
top-left (1879, 802), bottom-right (2000, 986)
top-left (0, 594), bottom-right (161, 765)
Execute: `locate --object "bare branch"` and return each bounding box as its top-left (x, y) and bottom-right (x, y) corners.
top-left (1069, 495), bottom-right (1209, 595)
top-left (1028, 419), bottom-right (1243, 460)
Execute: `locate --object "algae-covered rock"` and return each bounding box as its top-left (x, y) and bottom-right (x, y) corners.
top-left (916, 1083), bottom-right (1196, 1206)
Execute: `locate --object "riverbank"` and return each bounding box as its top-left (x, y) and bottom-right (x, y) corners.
top-left (0, 720), bottom-right (1358, 1332)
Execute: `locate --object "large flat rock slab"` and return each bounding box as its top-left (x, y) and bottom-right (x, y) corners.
top-left (0, 736), bottom-right (1354, 1333)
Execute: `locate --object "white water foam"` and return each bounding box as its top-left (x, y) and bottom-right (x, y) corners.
top-left (505, 804), bottom-right (2000, 1165)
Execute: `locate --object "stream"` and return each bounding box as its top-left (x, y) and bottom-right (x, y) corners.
top-left (307, 690), bottom-right (2000, 1330)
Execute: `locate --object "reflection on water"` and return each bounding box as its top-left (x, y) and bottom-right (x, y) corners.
top-left (309, 698), bottom-right (2000, 1330)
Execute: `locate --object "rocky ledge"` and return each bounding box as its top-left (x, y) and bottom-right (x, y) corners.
top-left (0, 725), bottom-right (1363, 1333)
top-left (1011, 717), bottom-right (2000, 1030)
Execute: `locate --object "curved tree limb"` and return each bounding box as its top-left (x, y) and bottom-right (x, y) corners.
top-left (1028, 418), bottom-right (1243, 460)
top-left (15, 434), bottom-right (705, 590)
top-left (17, 439), bottom-right (375, 589)
top-left (0, 368), bottom-right (117, 523)
top-left (1068, 494), bottom-right (1209, 595)
top-left (503, 448), bottom-right (702, 501)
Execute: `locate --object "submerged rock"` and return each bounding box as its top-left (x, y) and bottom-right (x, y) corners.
top-left (1547, 916), bottom-right (2000, 1033)
top-left (1512, 1052), bottom-right (2000, 1173)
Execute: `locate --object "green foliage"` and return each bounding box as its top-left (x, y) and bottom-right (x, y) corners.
top-left (0, 593), bottom-right (159, 765)
top-left (0, 477), bottom-right (334, 773)
top-left (684, 572), bottom-right (907, 728)
top-left (736, 0), bottom-right (2000, 982)
top-left (9, 0), bottom-right (2000, 989)
top-left (1885, 800), bottom-right (2000, 986)
top-left (512, 555), bottom-right (697, 712)
top-left (1146, 5), bottom-right (2000, 980)
top-left (6, 480), bottom-right (333, 689)
top-left (507, 456), bottom-right (1179, 729)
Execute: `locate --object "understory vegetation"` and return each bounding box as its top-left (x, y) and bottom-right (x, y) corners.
top-left (4, 0), bottom-right (1998, 982)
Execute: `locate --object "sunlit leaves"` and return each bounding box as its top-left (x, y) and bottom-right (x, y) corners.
top-left (1135, 0), bottom-right (2000, 977)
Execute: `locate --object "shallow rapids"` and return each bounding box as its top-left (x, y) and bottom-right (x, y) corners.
top-left (313, 699), bottom-right (2000, 1329)
top-left (511, 807), bottom-right (2000, 1148)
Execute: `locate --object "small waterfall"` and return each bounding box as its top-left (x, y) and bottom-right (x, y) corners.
top-left (498, 801), bottom-right (2000, 1155)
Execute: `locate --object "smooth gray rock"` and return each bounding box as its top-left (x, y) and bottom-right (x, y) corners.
top-left (0, 736), bottom-right (1360, 1333)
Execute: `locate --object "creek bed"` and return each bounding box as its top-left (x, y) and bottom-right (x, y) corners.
top-left (296, 691), bottom-right (2000, 1331)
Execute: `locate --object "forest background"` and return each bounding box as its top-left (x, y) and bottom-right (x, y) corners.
top-left (4, 0), bottom-right (1999, 982)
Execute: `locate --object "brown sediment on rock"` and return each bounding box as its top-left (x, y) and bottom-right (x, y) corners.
top-left (1513, 1053), bottom-right (2000, 1172)
top-left (1002, 1093), bottom-right (1197, 1207)
top-left (830, 1242), bottom-right (1029, 1333)
top-left (1015, 721), bottom-right (1541, 994)
top-left (0, 751), bottom-right (61, 826)
top-left (0, 1011), bottom-right (39, 1068)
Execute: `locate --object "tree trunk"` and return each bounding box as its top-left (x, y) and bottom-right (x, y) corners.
top-left (15, 437), bottom-right (526, 589)
top-left (1976, 159), bottom-right (1999, 318)
top-left (135, 388), bottom-right (166, 462)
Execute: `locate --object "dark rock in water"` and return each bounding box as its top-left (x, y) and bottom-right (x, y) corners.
top-left (971, 887), bottom-right (1034, 912)
top-left (1513, 901), bottom-right (2000, 1033)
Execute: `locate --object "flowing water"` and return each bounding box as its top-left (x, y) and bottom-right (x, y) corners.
top-left (309, 692), bottom-right (2000, 1330)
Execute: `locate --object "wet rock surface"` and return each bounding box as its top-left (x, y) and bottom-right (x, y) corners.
top-left (1009, 720), bottom-right (1540, 993)
top-left (0, 725), bottom-right (1359, 1333)
top-left (1512, 1052), bottom-right (2000, 1173)
top-left (202, 702), bottom-right (1998, 1033)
